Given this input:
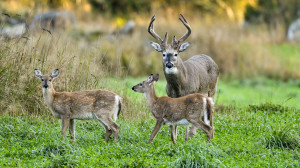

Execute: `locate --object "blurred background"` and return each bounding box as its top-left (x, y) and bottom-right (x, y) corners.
top-left (1, 0), bottom-right (300, 116)
top-left (1, 0), bottom-right (300, 78)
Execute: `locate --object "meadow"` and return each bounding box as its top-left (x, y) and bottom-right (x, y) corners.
top-left (0, 77), bottom-right (299, 167)
top-left (0, 14), bottom-right (300, 167)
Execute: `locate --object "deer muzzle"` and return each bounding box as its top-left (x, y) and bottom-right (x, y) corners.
top-left (166, 62), bottom-right (173, 68)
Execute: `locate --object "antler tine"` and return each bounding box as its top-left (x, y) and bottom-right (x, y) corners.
top-left (148, 15), bottom-right (163, 44)
top-left (179, 14), bottom-right (187, 23)
top-left (171, 35), bottom-right (177, 48)
top-left (163, 32), bottom-right (168, 46)
top-left (176, 14), bottom-right (191, 44)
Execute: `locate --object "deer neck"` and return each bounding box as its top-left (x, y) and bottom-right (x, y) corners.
top-left (164, 59), bottom-right (187, 88)
top-left (144, 84), bottom-right (158, 110)
top-left (42, 86), bottom-right (56, 106)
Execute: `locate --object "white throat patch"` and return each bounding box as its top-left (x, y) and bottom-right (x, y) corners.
top-left (42, 87), bottom-right (50, 94)
top-left (165, 67), bottom-right (178, 74)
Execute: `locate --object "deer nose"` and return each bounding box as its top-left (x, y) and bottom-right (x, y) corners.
top-left (43, 84), bottom-right (48, 88)
top-left (131, 87), bottom-right (135, 91)
top-left (166, 62), bottom-right (173, 68)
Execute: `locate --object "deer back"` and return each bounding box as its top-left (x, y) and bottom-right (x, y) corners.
top-left (153, 94), bottom-right (206, 122)
top-left (51, 90), bottom-right (119, 119)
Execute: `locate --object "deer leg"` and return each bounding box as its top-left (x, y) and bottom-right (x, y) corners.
top-left (102, 124), bottom-right (113, 142)
top-left (69, 119), bottom-right (75, 143)
top-left (107, 118), bottom-right (120, 142)
top-left (185, 125), bottom-right (189, 143)
top-left (209, 77), bottom-right (218, 98)
top-left (170, 125), bottom-right (177, 144)
top-left (174, 125), bottom-right (178, 140)
top-left (98, 115), bottom-right (120, 142)
top-left (187, 126), bottom-right (197, 139)
top-left (187, 119), bottom-right (213, 142)
top-left (95, 114), bottom-right (116, 142)
top-left (211, 125), bottom-right (215, 139)
top-left (170, 126), bottom-right (174, 143)
top-left (148, 120), bottom-right (163, 144)
top-left (105, 127), bottom-right (113, 142)
top-left (95, 116), bottom-right (113, 142)
top-left (61, 118), bottom-right (70, 142)
top-left (207, 97), bottom-right (215, 138)
top-left (209, 106), bottom-right (214, 139)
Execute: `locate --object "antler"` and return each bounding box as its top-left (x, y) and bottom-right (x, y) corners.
top-left (148, 15), bottom-right (168, 48)
top-left (172, 14), bottom-right (191, 49)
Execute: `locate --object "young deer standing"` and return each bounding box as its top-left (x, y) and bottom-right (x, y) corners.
top-left (34, 69), bottom-right (121, 142)
top-left (148, 14), bottom-right (219, 142)
top-left (132, 74), bottom-right (214, 144)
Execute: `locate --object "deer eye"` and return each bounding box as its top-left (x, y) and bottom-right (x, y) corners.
top-left (174, 53), bottom-right (178, 56)
top-left (41, 79), bottom-right (44, 81)
top-left (49, 79), bottom-right (52, 82)
top-left (139, 83), bottom-right (142, 86)
top-left (162, 54), bottom-right (166, 57)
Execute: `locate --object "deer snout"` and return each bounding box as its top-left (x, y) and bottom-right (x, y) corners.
top-left (166, 62), bottom-right (173, 68)
top-left (132, 86), bottom-right (135, 91)
top-left (43, 84), bottom-right (49, 88)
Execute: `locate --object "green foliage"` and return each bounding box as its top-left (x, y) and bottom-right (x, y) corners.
top-left (245, 0), bottom-right (300, 27)
top-left (0, 0), bottom-right (257, 22)
top-left (99, 0), bottom-right (152, 16)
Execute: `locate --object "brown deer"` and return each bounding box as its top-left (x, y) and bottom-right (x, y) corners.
top-left (132, 74), bottom-right (214, 144)
top-left (34, 69), bottom-right (121, 142)
top-left (148, 14), bottom-right (219, 142)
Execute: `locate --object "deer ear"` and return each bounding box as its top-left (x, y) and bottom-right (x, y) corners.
top-left (50, 69), bottom-right (59, 79)
top-left (147, 74), bottom-right (154, 83)
top-left (34, 69), bottom-right (42, 79)
top-left (153, 73), bottom-right (159, 82)
top-left (178, 42), bottom-right (190, 52)
top-left (150, 42), bottom-right (163, 52)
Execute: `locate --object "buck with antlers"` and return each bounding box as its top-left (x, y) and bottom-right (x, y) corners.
top-left (132, 74), bottom-right (214, 144)
top-left (148, 14), bottom-right (219, 142)
top-left (34, 69), bottom-right (122, 142)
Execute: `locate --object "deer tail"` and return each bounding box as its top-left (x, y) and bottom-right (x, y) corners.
top-left (206, 97), bottom-right (214, 127)
top-left (113, 95), bottom-right (122, 121)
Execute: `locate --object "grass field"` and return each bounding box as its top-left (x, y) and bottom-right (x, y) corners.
top-left (0, 77), bottom-right (299, 167)
top-left (1, 15), bottom-right (300, 167)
